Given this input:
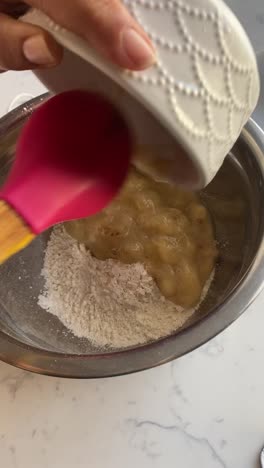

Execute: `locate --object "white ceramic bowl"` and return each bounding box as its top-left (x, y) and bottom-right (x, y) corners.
top-left (23, 1), bottom-right (260, 189)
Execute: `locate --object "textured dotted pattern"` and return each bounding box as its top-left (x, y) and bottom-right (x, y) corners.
top-left (123, 0), bottom-right (258, 167)
top-left (23, 1), bottom-right (259, 184)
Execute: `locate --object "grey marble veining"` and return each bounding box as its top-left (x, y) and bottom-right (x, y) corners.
top-left (0, 2), bottom-right (264, 467)
top-left (0, 290), bottom-right (264, 468)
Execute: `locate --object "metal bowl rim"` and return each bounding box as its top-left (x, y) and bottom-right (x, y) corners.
top-left (0, 94), bottom-right (263, 378)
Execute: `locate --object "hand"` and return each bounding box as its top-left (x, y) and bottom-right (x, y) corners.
top-left (0, 0), bottom-right (155, 71)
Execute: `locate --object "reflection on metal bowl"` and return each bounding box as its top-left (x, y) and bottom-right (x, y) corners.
top-left (0, 95), bottom-right (263, 378)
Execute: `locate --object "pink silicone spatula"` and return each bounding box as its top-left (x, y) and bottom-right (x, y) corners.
top-left (0, 90), bottom-right (132, 264)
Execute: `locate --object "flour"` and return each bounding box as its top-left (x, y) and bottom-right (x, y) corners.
top-left (38, 226), bottom-right (213, 349)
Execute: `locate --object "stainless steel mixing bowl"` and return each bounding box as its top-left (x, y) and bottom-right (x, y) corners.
top-left (0, 94), bottom-right (264, 378)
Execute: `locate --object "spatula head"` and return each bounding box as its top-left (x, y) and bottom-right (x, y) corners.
top-left (0, 90), bottom-right (132, 234)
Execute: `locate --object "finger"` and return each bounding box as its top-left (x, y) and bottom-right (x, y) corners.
top-left (0, 13), bottom-right (63, 71)
top-left (28, 0), bottom-right (156, 70)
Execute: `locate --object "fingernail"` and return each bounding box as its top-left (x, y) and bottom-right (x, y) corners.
top-left (23, 35), bottom-right (56, 66)
top-left (120, 28), bottom-right (156, 70)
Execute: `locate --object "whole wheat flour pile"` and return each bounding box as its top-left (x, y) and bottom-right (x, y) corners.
top-left (38, 226), bottom-right (213, 349)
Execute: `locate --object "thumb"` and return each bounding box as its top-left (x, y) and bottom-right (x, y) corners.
top-left (27, 0), bottom-right (156, 70)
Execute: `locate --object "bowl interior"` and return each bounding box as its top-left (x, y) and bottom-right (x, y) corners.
top-left (0, 105), bottom-right (263, 358)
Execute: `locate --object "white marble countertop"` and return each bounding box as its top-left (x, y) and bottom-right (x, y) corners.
top-left (0, 2), bottom-right (264, 467)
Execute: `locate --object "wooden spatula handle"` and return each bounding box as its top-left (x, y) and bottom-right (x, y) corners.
top-left (0, 200), bottom-right (35, 264)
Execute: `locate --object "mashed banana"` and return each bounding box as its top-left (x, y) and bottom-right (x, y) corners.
top-left (65, 169), bottom-right (217, 308)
